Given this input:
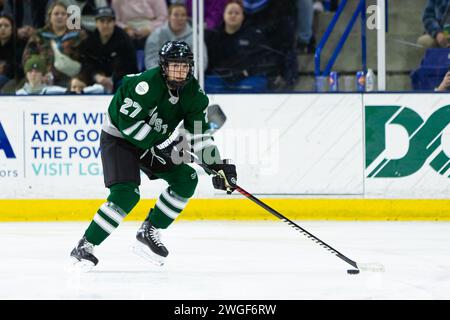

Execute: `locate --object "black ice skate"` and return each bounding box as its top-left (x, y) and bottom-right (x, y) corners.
top-left (132, 220), bottom-right (168, 266)
top-left (70, 236), bottom-right (98, 271)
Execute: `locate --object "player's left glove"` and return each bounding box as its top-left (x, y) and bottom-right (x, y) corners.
top-left (209, 160), bottom-right (237, 194)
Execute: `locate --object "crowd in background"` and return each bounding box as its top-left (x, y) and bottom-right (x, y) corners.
top-left (0, 0), bottom-right (448, 95)
top-left (417, 0), bottom-right (450, 49)
top-left (415, 0), bottom-right (449, 91)
top-left (0, 0), bottom-right (326, 95)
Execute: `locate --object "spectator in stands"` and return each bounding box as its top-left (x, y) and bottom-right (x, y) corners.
top-left (436, 71), bottom-right (450, 90)
top-left (78, 7), bottom-right (138, 93)
top-left (22, 1), bottom-right (84, 87)
top-left (297, 0), bottom-right (316, 54)
top-left (184, 0), bottom-right (227, 30)
top-left (2, 0), bottom-right (49, 41)
top-left (144, 3), bottom-right (207, 70)
top-left (110, 0), bottom-right (168, 49)
top-left (313, 1), bottom-right (324, 12)
top-left (418, 0), bottom-right (450, 48)
top-left (243, 0), bottom-right (298, 88)
top-left (0, 13), bottom-right (26, 90)
top-left (67, 73), bottom-right (105, 93)
top-left (58, 0), bottom-right (109, 32)
top-left (16, 54), bottom-right (66, 94)
top-left (205, 0), bottom-right (280, 92)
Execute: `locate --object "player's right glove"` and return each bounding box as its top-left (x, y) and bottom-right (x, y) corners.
top-left (208, 160), bottom-right (237, 194)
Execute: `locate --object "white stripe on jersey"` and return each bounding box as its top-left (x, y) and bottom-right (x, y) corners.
top-left (133, 123), bottom-right (152, 141)
top-left (123, 120), bottom-right (145, 136)
top-left (192, 138), bottom-right (215, 153)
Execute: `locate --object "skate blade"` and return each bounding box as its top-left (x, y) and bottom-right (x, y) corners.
top-left (131, 241), bottom-right (165, 267)
top-left (68, 256), bottom-right (95, 272)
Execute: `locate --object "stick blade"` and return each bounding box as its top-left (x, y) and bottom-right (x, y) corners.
top-left (207, 104), bottom-right (227, 132)
top-left (356, 262), bottom-right (385, 273)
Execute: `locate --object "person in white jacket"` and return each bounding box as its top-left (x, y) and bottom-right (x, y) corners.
top-left (144, 3), bottom-right (207, 70)
top-left (16, 55), bottom-right (66, 95)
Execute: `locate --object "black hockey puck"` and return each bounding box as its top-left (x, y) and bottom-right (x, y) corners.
top-left (347, 269), bottom-right (360, 275)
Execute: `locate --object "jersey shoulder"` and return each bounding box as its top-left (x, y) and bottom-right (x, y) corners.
top-left (121, 67), bottom-right (165, 98)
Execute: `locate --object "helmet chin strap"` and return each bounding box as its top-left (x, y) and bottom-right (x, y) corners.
top-left (166, 81), bottom-right (177, 90)
top-left (166, 80), bottom-right (184, 90)
top-left (167, 77), bottom-right (189, 90)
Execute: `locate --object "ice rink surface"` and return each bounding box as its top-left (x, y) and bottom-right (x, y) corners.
top-left (0, 220), bottom-right (449, 300)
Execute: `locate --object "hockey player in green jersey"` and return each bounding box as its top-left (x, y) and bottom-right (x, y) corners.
top-left (70, 40), bottom-right (237, 270)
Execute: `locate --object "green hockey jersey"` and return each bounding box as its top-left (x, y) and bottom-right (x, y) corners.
top-left (102, 67), bottom-right (217, 158)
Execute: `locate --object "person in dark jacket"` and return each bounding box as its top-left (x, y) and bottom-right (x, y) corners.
top-left (436, 71), bottom-right (450, 91)
top-left (78, 6), bottom-right (138, 93)
top-left (205, 0), bottom-right (280, 92)
top-left (2, 0), bottom-right (49, 41)
top-left (417, 0), bottom-right (450, 48)
top-left (243, 0), bottom-right (298, 88)
top-left (0, 13), bottom-right (26, 90)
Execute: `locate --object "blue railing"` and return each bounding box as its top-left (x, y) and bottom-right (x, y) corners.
top-left (314, 0), bottom-right (367, 79)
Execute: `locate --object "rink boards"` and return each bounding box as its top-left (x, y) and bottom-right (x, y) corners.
top-left (0, 93), bottom-right (449, 221)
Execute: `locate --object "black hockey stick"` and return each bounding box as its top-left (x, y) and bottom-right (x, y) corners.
top-left (230, 186), bottom-right (384, 273)
top-left (196, 105), bottom-right (383, 273)
top-left (189, 156), bottom-right (384, 273)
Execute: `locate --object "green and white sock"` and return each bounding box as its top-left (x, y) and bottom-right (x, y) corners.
top-left (85, 202), bottom-right (126, 245)
top-left (148, 188), bottom-right (189, 229)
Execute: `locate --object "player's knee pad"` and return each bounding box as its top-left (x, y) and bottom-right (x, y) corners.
top-left (107, 182), bottom-right (140, 213)
top-left (171, 166), bottom-right (198, 199)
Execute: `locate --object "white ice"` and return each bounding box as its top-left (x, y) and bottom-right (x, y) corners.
top-left (0, 220), bottom-right (449, 300)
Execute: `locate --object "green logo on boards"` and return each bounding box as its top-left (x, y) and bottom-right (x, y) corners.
top-left (365, 105), bottom-right (450, 178)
